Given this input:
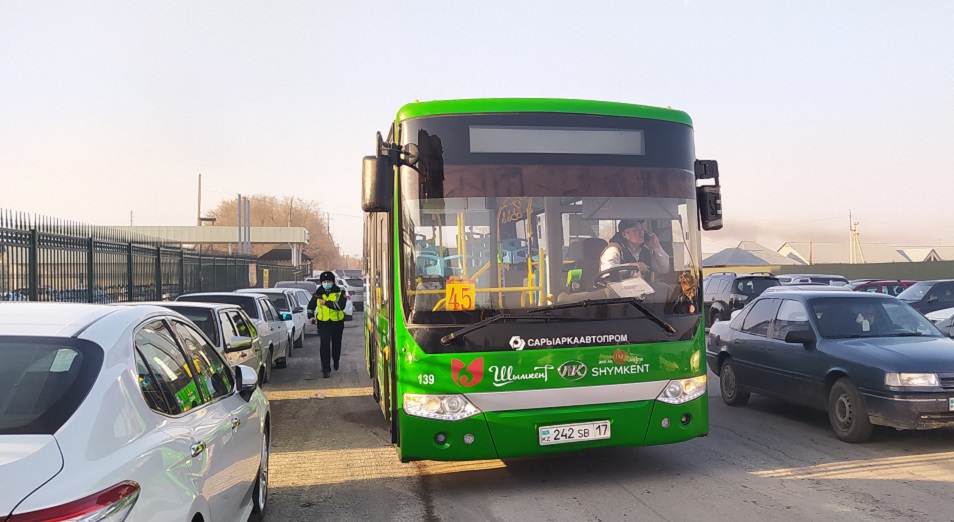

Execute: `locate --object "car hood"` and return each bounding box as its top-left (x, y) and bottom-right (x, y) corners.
top-left (826, 336), bottom-right (954, 372)
top-left (0, 435), bottom-right (63, 517)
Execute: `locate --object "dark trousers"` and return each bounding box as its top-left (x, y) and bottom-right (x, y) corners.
top-left (317, 320), bottom-right (344, 372)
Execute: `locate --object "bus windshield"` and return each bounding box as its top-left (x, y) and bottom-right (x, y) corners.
top-left (398, 113), bottom-right (702, 329)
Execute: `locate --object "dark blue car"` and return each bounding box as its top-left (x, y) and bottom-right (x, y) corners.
top-left (706, 291), bottom-right (954, 442)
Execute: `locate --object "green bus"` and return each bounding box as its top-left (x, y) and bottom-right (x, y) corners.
top-left (362, 98), bottom-right (723, 462)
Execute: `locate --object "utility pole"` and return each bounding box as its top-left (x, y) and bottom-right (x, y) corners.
top-left (197, 173), bottom-right (202, 226)
top-left (849, 210), bottom-right (865, 264)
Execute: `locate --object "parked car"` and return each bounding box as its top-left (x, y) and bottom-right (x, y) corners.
top-left (763, 285), bottom-right (853, 293)
top-left (274, 280), bottom-right (318, 296)
top-left (0, 303), bottom-right (270, 521)
top-left (925, 307), bottom-right (954, 337)
top-left (703, 272), bottom-right (780, 324)
top-left (236, 288), bottom-right (307, 349)
top-left (897, 279), bottom-right (954, 314)
top-left (845, 279), bottom-right (916, 296)
top-left (335, 276), bottom-right (365, 312)
top-left (706, 290), bottom-right (954, 442)
top-left (177, 292), bottom-right (291, 370)
top-left (777, 274), bottom-right (850, 286)
top-left (128, 301), bottom-right (271, 385)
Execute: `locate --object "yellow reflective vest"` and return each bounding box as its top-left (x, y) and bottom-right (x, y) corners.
top-left (315, 290), bottom-right (345, 322)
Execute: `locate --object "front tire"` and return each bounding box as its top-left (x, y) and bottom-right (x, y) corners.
top-left (293, 329), bottom-right (303, 348)
top-left (249, 428), bottom-right (269, 521)
top-left (720, 360), bottom-right (750, 406)
top-left (710, 310), bottom-right (723, 326)
top-left (828, 378), bottom-right (873, 443)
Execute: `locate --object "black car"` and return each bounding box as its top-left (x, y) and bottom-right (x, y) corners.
top-left (706, 290), bottom-right (954, 442)
top-left (897, 279), bottom-right (954, 314)
top-left (703, 272), bottom-right (780, 325)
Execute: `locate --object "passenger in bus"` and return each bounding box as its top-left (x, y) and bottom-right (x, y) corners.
top-left (599, 219), bottom-right (671, 281)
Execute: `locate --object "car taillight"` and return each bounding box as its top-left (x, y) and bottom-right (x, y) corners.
top-left (8, 481), bottom-right (140, 522)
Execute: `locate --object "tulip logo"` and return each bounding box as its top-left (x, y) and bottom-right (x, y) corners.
top-left (451, 357), bottom-right (484, 387)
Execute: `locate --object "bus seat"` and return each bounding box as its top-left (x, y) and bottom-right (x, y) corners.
top-left (566, 238), bottom-right (608, 291)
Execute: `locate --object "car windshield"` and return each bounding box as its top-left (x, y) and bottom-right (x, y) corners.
top-left (897, 282), bottom-right (933, 301)
top-left (345, 278), bottom-right (363, 287)
top-left (810, 297), bottom-right (942, 339)
top-left (0, 338), bottom-right (103, 435)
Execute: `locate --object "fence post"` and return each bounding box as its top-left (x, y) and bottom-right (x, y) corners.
top-left (87, 237), bottom-right (95, 303)
top-left (198, 255), bottom-right (203, 292)
top-left (179, 250), bottom-right (185, 298)
top-left (127, 242), bottom-right (134, 302)
top-left (28, 228), bottom-right (38, 301)
top-left (155, 247), bottom-right (162, 300)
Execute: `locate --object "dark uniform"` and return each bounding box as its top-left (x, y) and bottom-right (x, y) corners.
top-left (307, 271), bottom-right (348, 378)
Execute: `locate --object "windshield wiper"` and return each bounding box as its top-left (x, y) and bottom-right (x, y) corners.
top-left (440, 313), bottom-right (587, 345)
top-left (529, 297), bottom-right (676, 336)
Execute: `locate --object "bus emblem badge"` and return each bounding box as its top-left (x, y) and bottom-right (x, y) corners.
top-left (558, 361), bottom-right (587, 381)
top-left (509, 336), bottom-right (526, 350)
top-left (451, 357), bottom-right (484, 387)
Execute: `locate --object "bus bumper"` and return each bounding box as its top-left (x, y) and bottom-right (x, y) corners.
top-left (396, 395), bottom-right (708, 462)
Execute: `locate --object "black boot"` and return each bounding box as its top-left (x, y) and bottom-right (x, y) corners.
top-left (334, 360), bottom-right (339, 371)
top-left (322, 371), bottom-right (330, 378)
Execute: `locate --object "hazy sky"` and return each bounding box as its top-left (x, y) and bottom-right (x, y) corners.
top-left (3, 1), bottom-right (953, 257)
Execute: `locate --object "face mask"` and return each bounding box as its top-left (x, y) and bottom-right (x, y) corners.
top-left (322, 282), bottom-right (333, 290)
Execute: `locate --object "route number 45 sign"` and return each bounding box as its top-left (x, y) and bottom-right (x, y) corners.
top-left (446, 280), bottom-right (476, 311)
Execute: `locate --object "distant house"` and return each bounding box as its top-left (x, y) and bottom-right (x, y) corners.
top-left (895, 246), bottom-right (954, 262)
top-left (703, 241), bottom-right (803, 267)
top-left (778, 242), bottom-right (909, 264)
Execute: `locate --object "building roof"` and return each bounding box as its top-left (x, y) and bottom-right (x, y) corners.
top-left (258, 247), bottom-right (312, 262)
top-left (777, 242), bottom-right (909, 264)
top-left (896, 246), bottom-right (954, 262)
top-left (736, 241), bottom-right (804, 265)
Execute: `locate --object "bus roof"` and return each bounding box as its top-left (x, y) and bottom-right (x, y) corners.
top-left (395, 98), bottom-right (693, 126)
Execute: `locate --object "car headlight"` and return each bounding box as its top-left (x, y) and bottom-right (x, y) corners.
top-left (885, 373), bottom-right (939, 387)
top-left (404, 394), bottom-right (481, 421)
top-left (657, 376), bottom-right (707, 404)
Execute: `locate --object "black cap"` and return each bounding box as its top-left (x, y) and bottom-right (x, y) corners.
top-left (617, 219), bottom-right (645, 233)
top-left (319, 271), bottom-right (335, 282)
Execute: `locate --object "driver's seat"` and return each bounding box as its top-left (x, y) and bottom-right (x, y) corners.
top-left (566, 238), bottom-right (608, 291)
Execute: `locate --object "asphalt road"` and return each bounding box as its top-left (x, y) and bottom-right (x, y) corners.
top-left (262, 315), bottom-right (954, 521)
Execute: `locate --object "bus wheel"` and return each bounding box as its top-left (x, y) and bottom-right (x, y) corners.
top-left (720, 360), bottom-right (749, 406)
top-left (372, 374), bottom-right (381, 403)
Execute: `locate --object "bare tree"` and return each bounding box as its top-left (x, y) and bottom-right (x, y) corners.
top-left (208, 195), bottom-right (345, 269)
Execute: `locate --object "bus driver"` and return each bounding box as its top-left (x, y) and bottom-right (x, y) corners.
top-left (599, 219), bottom-right (671, 281)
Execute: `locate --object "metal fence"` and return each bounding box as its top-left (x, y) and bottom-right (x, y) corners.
top-left (0, 210), bottom-right (309, 303)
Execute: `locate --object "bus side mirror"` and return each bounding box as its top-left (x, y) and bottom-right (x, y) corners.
top-left (695, 159), bottom-right (722, 231)
top-left (362, 133), bottom-right (393, 213)
top-left (697, 185), bottom-right (723, 231)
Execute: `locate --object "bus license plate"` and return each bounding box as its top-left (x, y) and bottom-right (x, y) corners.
top-left (539, 421), bottom-right (610, 446)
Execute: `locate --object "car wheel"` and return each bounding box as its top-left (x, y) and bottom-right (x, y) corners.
top-left (286, 336), bottom-right (293, 357)
top-left (828, 378), bottom-right (873, 443)
top-left (294, 329), bottom-right (303, 348)
top-left (720, 360), bottom-right (750, 406)
top-left (710, 310), bottom-right (723, 325)
top-left (249, 428), bottom-right (269, 521)
top-left (276, 352), bottom-right (288, 369)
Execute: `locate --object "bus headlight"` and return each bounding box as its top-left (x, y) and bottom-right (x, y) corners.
top-left (885, 373), bottom-right (939, 387)
top-left (657, 376), bottom-right (707, 404)
top-left (404, 394), bottom-right (481, 421)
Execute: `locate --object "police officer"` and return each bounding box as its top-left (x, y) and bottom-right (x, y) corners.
top-left (307, 271), bottom-right (347, 378)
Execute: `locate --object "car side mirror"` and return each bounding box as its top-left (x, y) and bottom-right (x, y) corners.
top-left (784, 327), bottom-right (816, 346)
top-left (927, 295), bottom-right (938, 303)
top-left (236, 364), bottom-right (258, 400)
top-left (225, 335), bottom-right (253, 353)
top-left (281, 312), bottom-right (292, 321)
top-left (293, 306), bottom-right (304, 314)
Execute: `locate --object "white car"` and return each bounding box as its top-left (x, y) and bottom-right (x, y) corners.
top-left (177, 292), bottom-right (291, 370)
top-left (0, 303), bottom-right (270, 522)
top-left (236, 288), bottom-right (307, 349)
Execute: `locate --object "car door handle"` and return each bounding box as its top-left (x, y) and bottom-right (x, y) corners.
top-left (231, 418), bottom-right (241, 430)
top-left (733, 339), bottom-right (741, 345)
top-left (190, 441), bottom-right (206, 458)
